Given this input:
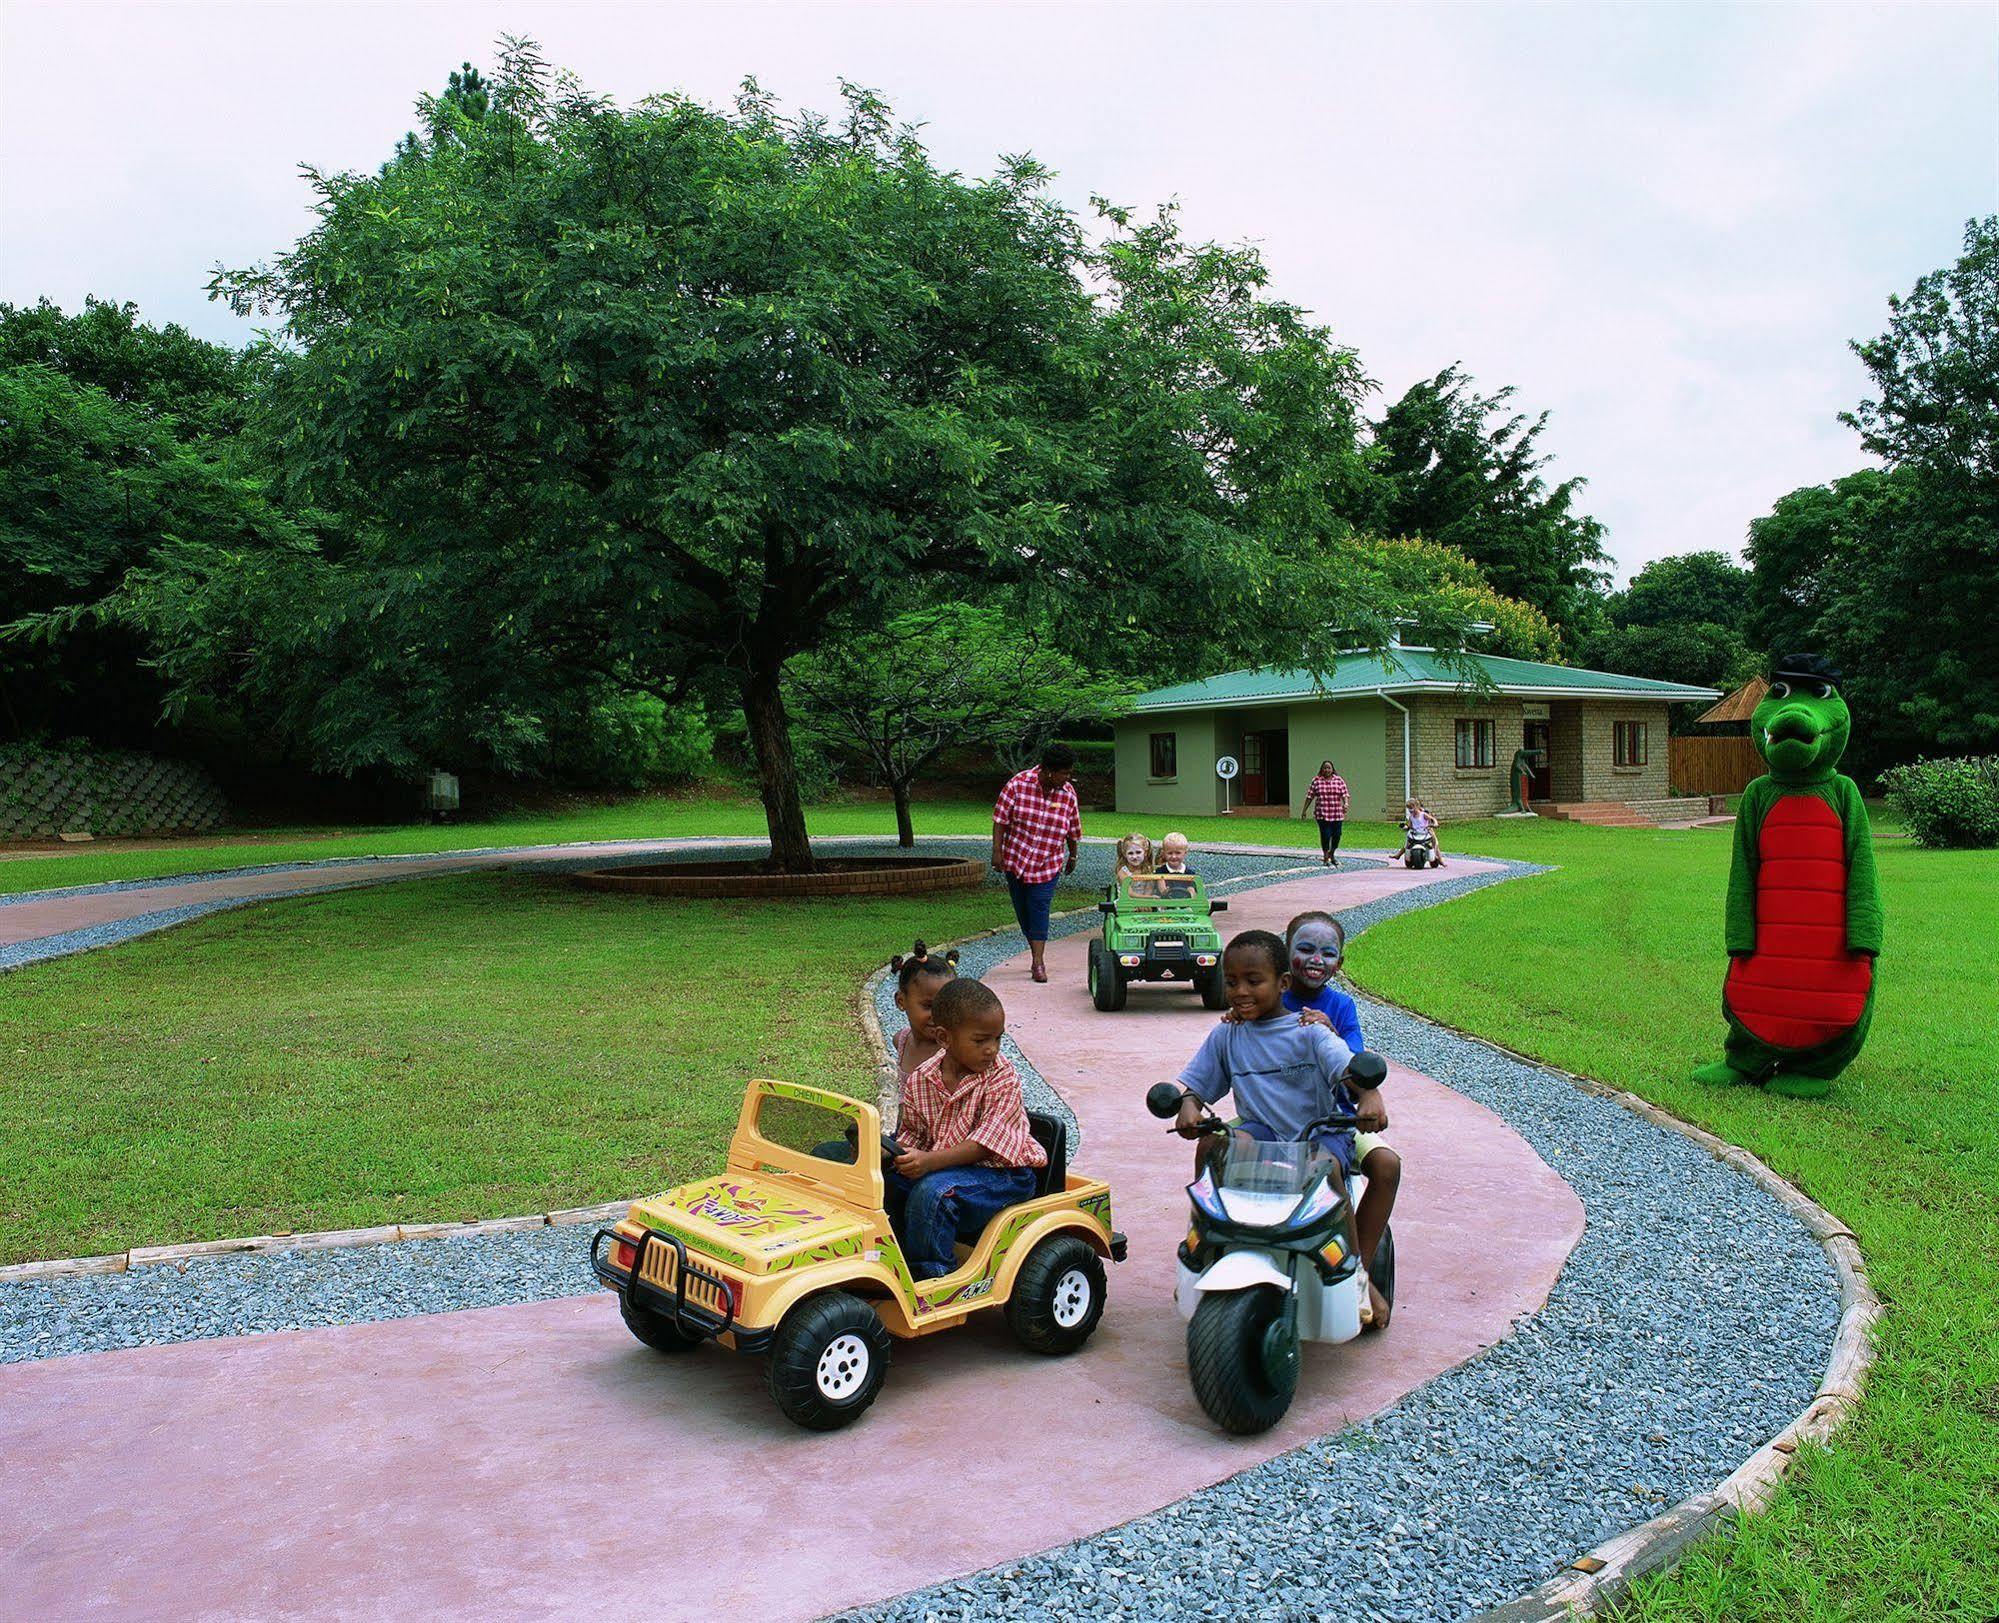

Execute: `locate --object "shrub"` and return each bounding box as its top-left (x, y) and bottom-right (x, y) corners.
top-left (1878, 756), bottom-right (1999, 849)
top-left (549, 694), bottom-right (714, 790)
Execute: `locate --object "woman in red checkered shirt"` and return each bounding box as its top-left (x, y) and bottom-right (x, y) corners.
top-left (889, 978), bottom-right (1047, 1278)
top-left (1302, 760), bottom-right (1350, 866)
top-left (991, 743), bottom-right (1082, 983)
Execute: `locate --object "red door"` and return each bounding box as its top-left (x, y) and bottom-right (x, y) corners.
top-left (1523, 721), bottom-right (1552, 800)
top-left (1240, 732), bottom-right (1266, 805)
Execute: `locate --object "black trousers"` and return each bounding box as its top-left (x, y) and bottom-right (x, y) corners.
top-left (1317, 818), bottom-right (1345, 857)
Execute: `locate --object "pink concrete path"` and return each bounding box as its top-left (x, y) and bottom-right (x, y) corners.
top-left (1, 858), bottom-right (1583, 1621)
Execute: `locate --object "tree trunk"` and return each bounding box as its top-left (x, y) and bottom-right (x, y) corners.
top-left (891, 780), bottom-right (916, 848)
top-left (742, 656), bottom-right (813, 872)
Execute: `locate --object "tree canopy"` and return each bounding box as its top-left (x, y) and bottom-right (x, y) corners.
top-left (1745, 219), bottom-right (1999, 774)
top-left (92, 47), bottom-right (1424, 865)
top-left (1357, 363), bottom-right (1610, 640)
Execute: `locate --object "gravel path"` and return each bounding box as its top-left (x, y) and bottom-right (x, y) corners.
top-left (842, 858), bottom-right (1841, 1623)
top-left (1, 840), bottom-right (1842, 1623)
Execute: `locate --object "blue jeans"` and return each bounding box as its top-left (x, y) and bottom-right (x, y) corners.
top-left (1006, 873), bottom-right (1059, 942)
top-left (887, 1163), bottom-right (1038, 1278)
top-left (1236, 1117), bottom-right (1358, 1177)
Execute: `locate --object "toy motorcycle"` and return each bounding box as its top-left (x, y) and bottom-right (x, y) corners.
top-left (1144, 1052), bottom-right (1396, 1435)
top-left (1400, 826), bottom-right (1438, 869)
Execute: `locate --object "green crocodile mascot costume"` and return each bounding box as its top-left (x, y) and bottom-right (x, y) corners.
top-left (1692, 655), bottom-right (1882, 1098)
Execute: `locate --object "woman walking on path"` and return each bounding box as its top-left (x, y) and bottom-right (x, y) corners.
top-left (1303, 761), bottom-right (1350, 866)
top-left (991, 743), bottom-right (1082, 984)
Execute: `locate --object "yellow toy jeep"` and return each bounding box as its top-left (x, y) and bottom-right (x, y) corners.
top-left (592, 1078), bottom-right (1126, 1429)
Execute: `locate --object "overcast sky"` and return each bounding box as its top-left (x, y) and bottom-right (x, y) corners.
top-left (3, 1), bottom-right (1993, 582)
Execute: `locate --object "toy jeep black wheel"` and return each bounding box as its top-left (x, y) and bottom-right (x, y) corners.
top-left (1188, 1285), bottom-right (1297, 1434)
top-left (1196, 964), bottom-right (1228, 1010)
top-left (1006, 1234), bottom-right (1107, 1355)
top-left (767, 1291), bottom-right (892, 1430)
top-left (1088, 941), bottom-right (1126, 1012)
top-left (620, 1293), bottom-right (703, 1354)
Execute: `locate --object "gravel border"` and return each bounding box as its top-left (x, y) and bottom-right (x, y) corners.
top-left (838, 856), bottom-right (1845, 1623)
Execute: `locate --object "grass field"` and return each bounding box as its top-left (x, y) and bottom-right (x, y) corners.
top-left (0, 871), bottom-right (1086, 1264)
top-left (4, 793), bottom-right (1990, 1618)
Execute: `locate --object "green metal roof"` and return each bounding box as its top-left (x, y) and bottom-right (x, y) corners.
top-left (1128, 648), bottom-right (1721, 712)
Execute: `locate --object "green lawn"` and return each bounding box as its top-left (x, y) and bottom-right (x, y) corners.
top-left (0, 789), bottom-right (1415, 895)
top-left (0, 870), bottom-right (1085, 1264)
top-left (1346, 823), bottom-right (1998, 1622)
top-left (5, 791), bottom-right (1989, 1617)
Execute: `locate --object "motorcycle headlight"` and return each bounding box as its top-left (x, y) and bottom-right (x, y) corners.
top-left (1188, 1169), bottom-right (1228, 1223)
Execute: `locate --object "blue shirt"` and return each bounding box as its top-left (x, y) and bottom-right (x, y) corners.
top-left (1281, 984), bottom-right (1365, 1056)
top-left (1177, 1016), bottom-right (1355, 1142)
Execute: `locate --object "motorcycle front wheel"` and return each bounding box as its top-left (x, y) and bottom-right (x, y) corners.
top-left (1187, 1285), bottom-right (1297, 1434)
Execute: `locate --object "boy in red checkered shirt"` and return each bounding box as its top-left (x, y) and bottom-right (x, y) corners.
top-left (890, 977), bottom-right (1047, 1278)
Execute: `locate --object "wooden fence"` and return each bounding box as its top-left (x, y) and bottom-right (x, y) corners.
top-left (1670, 735), bottom-right (1763, 797)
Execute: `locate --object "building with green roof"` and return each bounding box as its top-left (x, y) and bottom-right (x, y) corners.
top-left (1114, 640), bottom-right (1720, 824)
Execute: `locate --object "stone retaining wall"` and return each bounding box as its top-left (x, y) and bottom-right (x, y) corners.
top-left (0, 744), bottom-right (227, 840)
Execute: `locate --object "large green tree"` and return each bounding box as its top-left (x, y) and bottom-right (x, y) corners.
top-left (1746, 218), bottom-right (1999, 773)
top-left (1843, 216), bottom-right (1999, 493)
top-left (1575, 548), bottom-right (1758, 707)
top-left (1748, 466), bottom-right (1996, 772)
top-left (1357, 363), bottom-right (1610, 639)
top-left (123, 48), bottom-right (1406, 867)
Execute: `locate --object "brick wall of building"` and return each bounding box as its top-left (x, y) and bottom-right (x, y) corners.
top-left (1576, 700), bottom-right (1672, 801)
top-left (1547, 700), bottom-right (1585, 800)
top-left (1408, 695), bottom-right (1523, 820)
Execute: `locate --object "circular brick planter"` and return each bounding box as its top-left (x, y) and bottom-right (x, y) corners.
top-left (568, 853), bottom-right (988, 899)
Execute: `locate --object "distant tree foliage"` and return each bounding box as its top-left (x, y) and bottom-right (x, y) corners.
top-left (1574, 549), bottom-right (1758, 712)
top-left (1353, 535), bottom-right (1561, 662)
top-left (1358, 364), bottom-right (1611, 640)
top-left (1843, 217), bottom-right (1999, 493)
top-left (1747, 219), bottom-right (1999, 775)
top-left (0, 301), bottom-right (288, 744)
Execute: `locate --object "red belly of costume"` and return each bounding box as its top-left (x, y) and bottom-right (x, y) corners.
top-left (1725, 793), bottom-right (1873, 1050)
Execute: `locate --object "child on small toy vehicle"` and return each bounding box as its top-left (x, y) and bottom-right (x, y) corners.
top-left (591, 986), bottom-right (1125, 1430)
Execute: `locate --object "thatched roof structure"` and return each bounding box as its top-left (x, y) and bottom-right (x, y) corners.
top-left (1695, 676), bottom-right (1768, 726)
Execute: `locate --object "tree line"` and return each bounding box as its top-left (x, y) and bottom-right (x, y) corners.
top-left (3, 44), bottom-right (1990, 855)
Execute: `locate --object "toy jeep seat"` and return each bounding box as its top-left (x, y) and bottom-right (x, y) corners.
top-left (1027, 1110), bottom-right (1068, 1197)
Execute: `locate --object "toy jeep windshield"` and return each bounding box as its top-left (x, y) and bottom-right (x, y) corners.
top-left (1089, 871), bottom-right (1229, 1011)
top-left (592, 1079), bottom-right (1125, 1430)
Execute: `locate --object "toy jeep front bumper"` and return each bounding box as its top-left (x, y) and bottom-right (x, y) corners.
top-left (1113, 937), bottom-right (1220, 981)
top-left (591, 1226), bottom-right (774, 1354)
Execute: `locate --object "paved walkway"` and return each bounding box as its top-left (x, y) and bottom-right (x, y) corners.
top-left (2, 855), bottom-right (1582, 1620)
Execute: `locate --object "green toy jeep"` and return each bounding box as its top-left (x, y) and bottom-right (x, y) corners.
top-left (1088, 872), bottom-right (1229, 1012)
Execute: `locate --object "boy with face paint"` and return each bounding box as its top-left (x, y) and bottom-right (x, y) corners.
top-left (1284, 910), bottom-right (1400, 1329)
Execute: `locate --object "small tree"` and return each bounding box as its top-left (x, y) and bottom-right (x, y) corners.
top-left (789, 605), bottom-right (1127, 846)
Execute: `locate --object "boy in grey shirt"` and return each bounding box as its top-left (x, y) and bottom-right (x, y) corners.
top-left (1169, 928), bottom-right (1381, 1177)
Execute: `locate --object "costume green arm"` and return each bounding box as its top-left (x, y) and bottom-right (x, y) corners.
top-left (1839, 776), bottom-right (1884, 955)
top-left (1724, 778), bottom-right (1767, 955)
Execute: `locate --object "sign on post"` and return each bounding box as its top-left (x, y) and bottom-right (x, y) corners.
top-left (1216, 754), bottom-right (1239, 815)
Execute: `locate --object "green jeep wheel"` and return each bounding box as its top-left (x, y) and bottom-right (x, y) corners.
top-left (1089, 940), bottom-right (1127, 1012)
top-left (1196, 964), bottom-right (1228, 1010)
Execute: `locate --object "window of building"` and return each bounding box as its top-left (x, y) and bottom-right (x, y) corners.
top-left (1614, 720), bottom-right (1648, 767)
top-left (1455, 718), bottom-right (1495, 769)
top-left (1149, 732), bottom-right (1177, 779)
